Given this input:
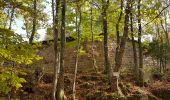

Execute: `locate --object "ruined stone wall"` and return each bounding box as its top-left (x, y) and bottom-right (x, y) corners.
top-left (38, 40), bottom-right (138, 73)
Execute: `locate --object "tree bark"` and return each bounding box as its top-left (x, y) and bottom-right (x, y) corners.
top-left (160, 19), bottom-right (167, 72)
top-left (164, 12), bottom-right (169, 43)
top-left (52, 0), bottom-right (60, 99)
top-left (56, 0), bottom-right (66, 99)
top-left (113, 0), bottom-right (130, 93)
top-left (130, 0), bottom-right (139, 81)
top-left (9, 7), bottom-right (15, 30)
top-left (114, 0), bottom-right (130, 72)
top-left (102, 0), bottom-right (111, 78)
top-left (29, 0), bottom-right (37, 44)
top-left (115, 0), bottom-right (123, 79)
top-left (137, 0), bottom-right (144, 86)
top-left (73, 4), bottom-right (81, 100)
top-left (91, 0), bottom-right (98, 73)
top-left (115, 0), bottom-right (123, 45)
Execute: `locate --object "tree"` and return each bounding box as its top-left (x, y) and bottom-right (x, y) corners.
top-left (114, 0), bottom-right (130, 73)
top-left (113, 0), bottom-right (130, 91)
top-left (29, 0), bottom-right (37, 44)
top-left (115, 0), bottom-right (123, 46)
top-left (56, 0), bottom-right (66, 99)
top-left (90, 0), bottom-right (98, 73)
top-left (19, 0), bottom-right (48, 42)
top-left (8, 5), bottom-right (15, 30)
top-left (130, 0), bottom-right (139, 82)
top-left (73, 2), bottom-right (82, 99)
top-left (52, 0), bottom-right (60, 99)
top-left (137, 0), bottom-right (144, 86)
top-left (102, 0), bottom-right (111, 79)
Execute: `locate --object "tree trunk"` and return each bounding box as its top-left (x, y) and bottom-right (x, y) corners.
top-left (52, 0), bottom-right (60, 99)
top-left (113, 0), bottom-right (130, 92)
top-left (56, 0), bottom-right (66, 99)
top-left (137, 0), bottom-right (144, 86)
top-left (102, 0), bottom-right (111, 78)
top-left (29, 0), bottom-right (37, 44)
top-left (164, 12), bottom-right (169, 43)
top-left (9, 7), bottom-right (15, 30)
top-left (91, 0), bottom-right (98, 73)
top-left (115, 0), bottom-right (123, 79)
top-left (115, 0), bottom-right (123, 45)
top-left (114, 0), bottom-right (130, 72)
top-left (156, 24), bottom-right (162, 73)
top-left (161, 12), bottom-right (168, 71)
top-left (73, 4), bottom-right (81, 100)
top-left (160, 19), bottom-right (167, 72)
top-left (160, 29), bottom-right (164, 73)
top-left (130, 0), bottom-right (139, 81)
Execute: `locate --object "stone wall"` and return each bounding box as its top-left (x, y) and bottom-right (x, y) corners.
top-left (38, 40), bottom-right (138, 73)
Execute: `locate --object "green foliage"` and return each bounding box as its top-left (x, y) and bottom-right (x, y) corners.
top-left (0, 67), bottom-right (26, 94)
top-left (94, 35), bottom-right (103, 41)
top-left (21, 0), bottom-right (48, 40)
top-left (142, 41), bottom-right (150, 55)
top-left (147, 40), bottom-right (170, 60)
top-left (45, 27), bottom-right (53, 40)
top-left (151, 67), bottom-right (164, 80)
top-left (66, 41), bottom-right (77, 48)
top-left (0, 29), bottom-right (42, 64)
top-left (78, 46), bottom-right (87, 56)
top-left (0, 28), bottom-right (42, 95)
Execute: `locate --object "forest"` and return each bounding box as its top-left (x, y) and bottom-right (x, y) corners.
top-left (0, 0), bottom-right (170, 100)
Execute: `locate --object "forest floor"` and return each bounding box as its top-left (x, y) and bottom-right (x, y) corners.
top-left (20, 66), bottom-right (170, 100)
top-left (18, 43), bottom-right (170, 100)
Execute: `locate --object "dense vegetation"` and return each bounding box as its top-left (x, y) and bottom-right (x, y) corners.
top-left (0, 0), bottom-right (170, 100)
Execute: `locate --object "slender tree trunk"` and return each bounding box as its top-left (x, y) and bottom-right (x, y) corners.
top-left (161, 12), bottom-right (168, 71)
top-left (160, 30), bottom-right (164, 72)
top-left (29, 0), bottom-right (37, 44)
top-left (159, 35), bottom-right (163, 73)
top-left (164, 57), bottom-right (167, 71)
top-left (72, 5), bottom-right (81, 100)
top-left (156, 24), bottom-right (162, 73)
top-left (115, 0), bottom-right (123, 78)
top-left (138, 0), bottom-right (144, 86)
top-left (160, 19), bottom-right (167, 72)
top-left (52, 0), bottom-right (55, 26)
top-left (52, 0), bottom-right (60, 99)
top-left (164, 12), bottom-right (169, 43)
top-left (9, 7), bottom-right (15, 30)
top-left (115, 0), bottom-right (123, 45)
top-left (102, 0), bottom-right (111, 78)
top-left (56, 0), bottom-right (66, 99)
top-left (91, 0), bottom-right (98, 73)
top-left (130, 0), bottom-right (139, 81)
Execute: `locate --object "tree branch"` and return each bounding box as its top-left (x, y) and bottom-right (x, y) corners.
top-left (142, 4), bottom-right (170, 28)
